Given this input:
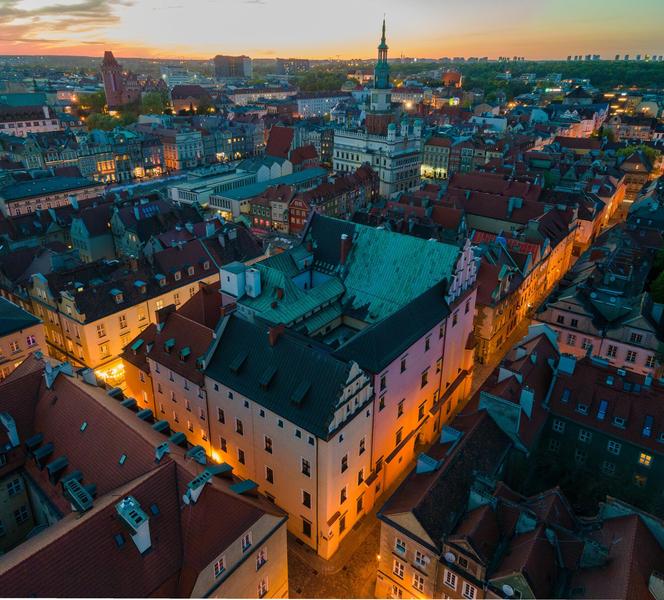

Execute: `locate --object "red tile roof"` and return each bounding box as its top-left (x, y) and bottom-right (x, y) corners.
top-left (265, 125), bottom-right (294, 159)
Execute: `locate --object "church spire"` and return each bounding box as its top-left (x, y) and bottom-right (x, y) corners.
top-left (374, 18), bottom-right (390, 89)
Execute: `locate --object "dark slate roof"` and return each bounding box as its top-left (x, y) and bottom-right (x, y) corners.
top-left (0, 296), bottom-right (40, 336)
top-left (0, 176), bottom-right (99, 201)
top-left (205, 315), bottom-right (353, 438)
top-left (334, 281), bottom-right (450, 373)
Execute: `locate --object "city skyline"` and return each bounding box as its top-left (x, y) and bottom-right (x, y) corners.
top-left (0, 0), bottom-right (663, 61)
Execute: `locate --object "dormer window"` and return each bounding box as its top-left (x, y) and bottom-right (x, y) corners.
top-left (203, 261), bottom-right (210, 270)
top-left (187, 266), bottom-right (195, 276)
top-left (174, 271), bottom-right (181, 281)
top-left (613, 416), bottom-right (626, 428)
top-left (576, 403), bottom-right (588, 415)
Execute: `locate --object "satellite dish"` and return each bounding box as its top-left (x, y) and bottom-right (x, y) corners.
top-left (502, 584), bottom-right (515, 597)
top-left (444, 551), bottom-right (456, 563)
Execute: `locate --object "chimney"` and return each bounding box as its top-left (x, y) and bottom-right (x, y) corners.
top-left (115, 496), bottom-right (151, 555)
top-left (68, 194), bottom-right (79, 211)
top-left (276, 287), bottom-right (284, 300)
top-left (340, 233), bottom-right (352, 265)
top-left (268, 324), bottom-right (285, 347)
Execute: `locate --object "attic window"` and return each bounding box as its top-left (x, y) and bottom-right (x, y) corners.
top-left (203, 261), bottom-right (210, 270)
top-left (110, 288), bottom-right (124, 303)
top-left (174, 271), bottom-right (182, 281)
top-left (188, 266), bottom-right (195, 276)
top-left (179, 346), bottom-right (191, 361)
top-left (164, 338), bottom-right (176, 353)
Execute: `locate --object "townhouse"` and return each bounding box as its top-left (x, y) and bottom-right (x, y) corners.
top-left (0, 355), bottom-right (288, 598)
top-left (200, 213), bottom-right (477, 559)
top-left (0, 296), bottom-right (45, 381)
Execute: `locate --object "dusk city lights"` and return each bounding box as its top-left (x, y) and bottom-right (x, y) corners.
top-left (0, 1), bottom-right (664, 599)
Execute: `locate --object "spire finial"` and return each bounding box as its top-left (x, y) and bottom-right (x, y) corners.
top-left (381, 16), bottom-right (386, 43)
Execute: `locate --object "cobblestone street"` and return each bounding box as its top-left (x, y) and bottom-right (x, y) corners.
top-left (288, 523), bottom-right (380, 599)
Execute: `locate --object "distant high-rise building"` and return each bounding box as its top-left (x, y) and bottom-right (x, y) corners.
top-left (275, 58), bottom-right (310, 75)
top-left (213, 55), bottom-right (252, 79)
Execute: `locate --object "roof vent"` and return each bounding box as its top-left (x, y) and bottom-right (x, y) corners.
top-left (63, 478), bottom-right (94, 513)
top-left (290, 381), bottom-right (310, 406)
top-left (169, 431), bottom-right (188, 447)
top-left (155, 442), bottom-right (170, 463)
top-left (24, 432), bottom-right (43, 452)
top-left (230, 479), bottom-right (259, 496)
top-left (115, 496), bottom-right (152, 555)
top-left (184, 470), bottom-right (212, 504)
top-left (121, 397), bottom-right (137, 411)
top-left (33, 442), bottom-right (54, 469)
top-left (46, 456), bottom-right (68, 484)
top-left (186, 445), bottom-right (207, 465)
top-left (229, 351), bottom-right (248, 373)
top-left (136, 409), bottom-right (153, 421)
top-left (152, 420), bottom-right (170, 434)
top-left (259, 365), bottom-right (277, 389)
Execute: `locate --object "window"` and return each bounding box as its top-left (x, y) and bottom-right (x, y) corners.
top-left (219, 436), bottom-right (227, 452)
top-left (567, 333), bottom-right (577, 346)
top-left (7, 478), bottom-right (22, 497)
top-left (295, 429), bottom-right (302, 439)
top-left (241, 531), bottom-right (252, 552)
top-left (256, 547), bottom-right (267, 570)
top-left (395, 428), bottom-right (403, 447)
top-left (392, 558), bottom-right (405, 579)
top-left (462, 582), bottom-right (477, 599)
top-left (302, 458), bottom-right (311, 477)
top-left (235, 418), bottom-right (243, 435)
top-left (602, 461), bottom-right (616, 476)
top-left (630, 332), bottom-right (643, 344)
top-left (14, 505), bottom-right (29, 525)
top-left (646, 355), bottom-right (656, 368)
top-left (390, 584), bottom-right (403, 599)
top-left (597, 399), bottom-right (608, 421)
top-left (414, 550), bottom-right (427, 567)
top-left (548, 439), bottom-right (561, 453)
top-left (264, 436), bottom-right (273, 453)
top-left (556, 315), bottom-right (565, 324)
top-left (380, 374), bottom-right (386, 391)
top-left (582, 338), bottom-right (592, 350)
top-left (379, 396), bottom-right (385, 411)
top-left (458, 556), bottom-right (468, 569)
top-left (265, 466), bottom-right (274, 483)
top-left (238, 448), bottom-right (245, 464)
top-left (576, 403), bottom-right (589, 415)
top-left (26, 335), bottom-right (36, 347)
top-left (96, 323), bottom-right (106, 338)
top-left (452, 312), bottom-right (458, 327)
top-left (397, 399), bottom-right (404, 418)
top-left (339, 514), bottom-right (346, 534)
top-left (418, 403), bottom-right (425, 420)
top-left (444, 569), bottom-right (457, 590)
top-left (607, 440), bottom-right (622, 455)
top-left (639, 452), bottom-right (653, 467)
top-left (578, 429), bottom-right (592, 443)
top-left (570, 318), bottom-right (578, 328)
top-left (421, 370), bottom-right (428, 388)
top-left (302, 490), bottom-right (311, 508)
top-left (302, 518), bottom-right (312, 538)
top-left (552, 419), bottom-right (565, 433)
top-left (340, 486), bottom-right (347, 504)
top-left (118, 314), bottom-right (127, 329)
top-left (413, 573), bottom-right (425, 592)
top-left (634, 473), bottom-right (647, 488)
top-left (357, 469), bottom-right (364, 485)
top-left (278, 419), bottom-right (283, 428)
top-left (400, 357), bottom-right (407, 373)
top-left (359, 437), bottom-right (366, 455)
top-left (258, 577), bottom-right (268, 598)
top-left (626, 350), bottom-right (637, 363)
top-left (395, 537), bottom-right (406, 553)
top-left (213, 557), bottom-right (226, 578)
top-left (216, 408), bottom-right (225, 424)
top-left (425, 336), bottom-right (431, 351)
top-left (357, 495), bottom-right (363, 514)
top-left (607, 345), bottom-right (617, 358)
top-left (574, 448), bottom-right (587, 464)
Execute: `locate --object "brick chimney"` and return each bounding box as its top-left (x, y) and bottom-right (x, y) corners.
top-left (268, 324), bottom-right (285, 347)
top-left (340, 233), bottom-right (352, 265)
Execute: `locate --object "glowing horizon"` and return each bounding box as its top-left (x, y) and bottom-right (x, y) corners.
top-left (0, 0), bottom-right (663, 62)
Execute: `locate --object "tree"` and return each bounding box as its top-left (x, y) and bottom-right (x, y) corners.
top-left (651, 271), bottom-right (664, 303)
top-left (85, 113), bottom-right (117, 131)
top-left (140, 92), bottom-right (166, 115)
top-left (616, 144), bottom-right (662, 165)
top-left (79, 90), bottom-right (106, 113)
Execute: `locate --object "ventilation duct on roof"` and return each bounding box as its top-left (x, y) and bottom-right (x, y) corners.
top-left (230, 479), bottom-right (259, 496)
top-left (24, 433), bottom-right (43, 452)
top-left (47, 456), bottom-right (68, 484)
top-left (136, 409), bottom-right (153, 421)
top-left (33, 442), bottom-right (54, 469)
top-left (152, 420), bottom-right (170, 434)
top-left (155, 442), bottom-right (170, 463)
top-left (186, 445), bottom-right (207, 465)
top-left (116, 496), bottom-right (151, 555)
top-left (169, 431), bottom-right (188, 447)
top-left (63, 478), bottom-right (94, 513)
top-left (121, 398), bottom-right (137, 411)
top-left (184, 470), bottom-right (212, 504)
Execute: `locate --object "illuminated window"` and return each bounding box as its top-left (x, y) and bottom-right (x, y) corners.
top-left (213, 556), bottom-right (226, 578)
top-left (639, 452), bottom-right (653, 467)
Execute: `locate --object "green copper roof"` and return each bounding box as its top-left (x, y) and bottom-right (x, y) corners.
top-left (0, 297), bottom-right (40, 337)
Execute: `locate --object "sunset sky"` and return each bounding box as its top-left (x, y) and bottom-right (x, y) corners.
top-left (0, 0), bottom-right (662, 60)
